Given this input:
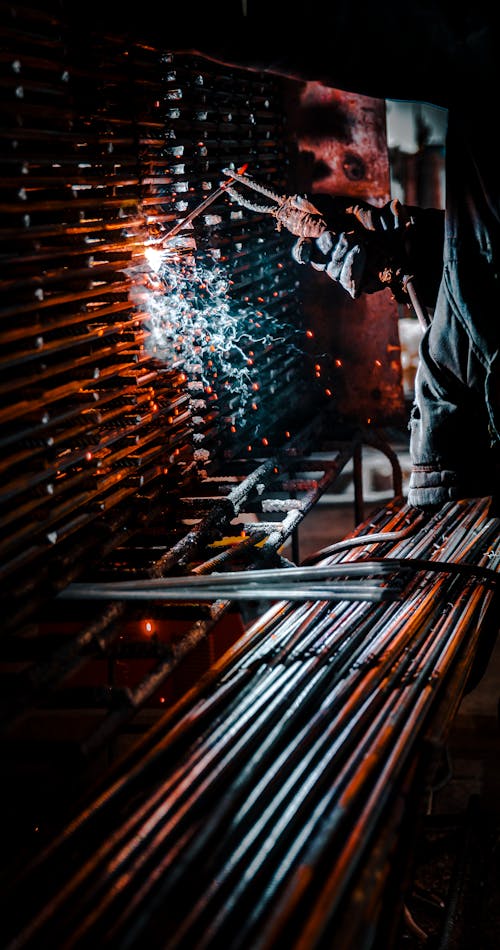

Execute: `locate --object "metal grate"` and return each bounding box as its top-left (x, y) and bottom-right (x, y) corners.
top-left (0, 4), bottom-right (319, 636)
top-left (0, 7), bottom-right (415, 936)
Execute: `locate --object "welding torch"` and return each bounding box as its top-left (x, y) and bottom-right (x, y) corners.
top-left (158, 164), bottom-right (249, 246)
top-left (220, 166), bottom-right (431, 331)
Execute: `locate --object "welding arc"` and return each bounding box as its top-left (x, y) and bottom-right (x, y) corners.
top-left (160, 164), bottom-right (249, 245)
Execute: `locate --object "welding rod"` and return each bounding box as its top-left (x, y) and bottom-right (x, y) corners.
top-left (160, 165), bottom-right (248, 245)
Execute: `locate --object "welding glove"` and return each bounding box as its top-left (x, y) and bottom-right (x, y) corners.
top-left (282, 194), bottom-right (411, 299)
top-left (280, 194), bottom-right (444, 308)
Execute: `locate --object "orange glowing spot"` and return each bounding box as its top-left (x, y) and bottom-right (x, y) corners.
top-left (247, 445), bottom-right (252, 452)
top-left (248, 350), bottom-right (254, 356)
top-left (278, 262), bottom-right (283, 268)
top-left (273, 291), bottom-right (278, 297)
top-left (273, 466), bottom-right (279, 473)
top-left (257, 296), bottom-right (264, 303)
top-left (325, 388), bottom-right (332, 397)
top-left (374, 359), bottom-right (382, 367)
top-left (285, 431), bottom-right (290, 439)
top-left (262, 437), bottom-right (269, 446)
top-left (366, 417), bottom-right (371, 424)
top-left (251, 402), bottom-right (258, 410)
top-left (315, 372), bottom-right (321, 378)
top-left (159, 697), bottom-right (165, 704)
top-left (252, 383), bottom-right (259, 391)
top-left (85, 451), bottom-right (92, 461)
top-left (314, 364), bottom-right (321, 371)
top-left (163, 467), bottom-right (169, 474)
top-left (335, 359), bottom-right (342, 367)
top-left (306, 329), bottom-right (314, 338)
top-left (247, 359), bottom-right (254, 366)
top-left (230, 425), bottom-right (236, 433)
top-left (207, 360), bottom-right (213, 368)
top-left (206, 386), bottom-right (213, 394)
top-left (145, 621), bottom-right (152, 633)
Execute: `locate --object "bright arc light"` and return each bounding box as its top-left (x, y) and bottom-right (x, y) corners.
top-left (144, 246), bottom-right (164, 272)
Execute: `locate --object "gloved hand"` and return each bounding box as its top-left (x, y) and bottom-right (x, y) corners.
top-left (345, 197), bottom-right (413, 234)
top-left (288, 195), bottom-right (415, 301)
top-left (228, 179), bottom-right (442, 307)
top-left (273, 194), bottom-right (328, 237)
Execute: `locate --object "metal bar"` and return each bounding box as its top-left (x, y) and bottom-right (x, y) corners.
top-left (5, 498), bottom-right (499, 950)
top-left (57, 581), bottom-right (400, 604)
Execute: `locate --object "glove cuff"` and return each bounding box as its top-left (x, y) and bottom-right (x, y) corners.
top-left (407, 465), bottom-right (459, 509)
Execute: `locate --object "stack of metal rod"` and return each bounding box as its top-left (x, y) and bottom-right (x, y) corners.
top-left (0, 5), bottom-right (313, 634)
top-left (2, 496), bottom-right (499, 949)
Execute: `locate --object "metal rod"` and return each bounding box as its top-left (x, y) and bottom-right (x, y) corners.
top-left (160, 165), bottom-right (249, 244)
top-left (5, 498), bottom-right (500, 950)
top-left (57, 580), bottom-right (400, 604)
top-left (405, 277), bottom-right (432, 331)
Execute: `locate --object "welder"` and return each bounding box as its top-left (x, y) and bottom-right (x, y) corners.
top-left (172, 1), bottom-right (500, 511)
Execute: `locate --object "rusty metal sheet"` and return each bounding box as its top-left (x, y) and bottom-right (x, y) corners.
top-left (286, 82), bottom-right (406, 426)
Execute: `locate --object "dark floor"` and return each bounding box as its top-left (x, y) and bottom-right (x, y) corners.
top-left (399, 652), bottom-right (500, 950)
top-left (289, 496), bottom-right (500, 949)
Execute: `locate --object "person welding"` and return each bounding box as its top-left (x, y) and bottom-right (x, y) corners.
top-left (172, 1), bottom-right (500, 511)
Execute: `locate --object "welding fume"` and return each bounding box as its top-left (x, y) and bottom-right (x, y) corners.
top-left (171, 0), bottom-right (499, 513)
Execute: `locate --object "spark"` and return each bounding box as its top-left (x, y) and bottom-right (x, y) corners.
top-left (137, 252), bottom-right (309, 441)
top-left (134, 237), bottom-right (332, 467)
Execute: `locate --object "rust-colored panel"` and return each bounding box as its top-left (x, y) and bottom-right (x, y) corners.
top-left (286, 82), bottom-right (406, 425)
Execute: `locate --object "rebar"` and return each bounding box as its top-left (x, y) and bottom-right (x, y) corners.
top-left (3, 497), bottom-right (499, 950)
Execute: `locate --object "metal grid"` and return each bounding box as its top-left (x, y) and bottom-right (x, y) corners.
top-left (0, 4), bottom-right (318, 636)
top-left (0, 1), bottom-right (355, 887)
